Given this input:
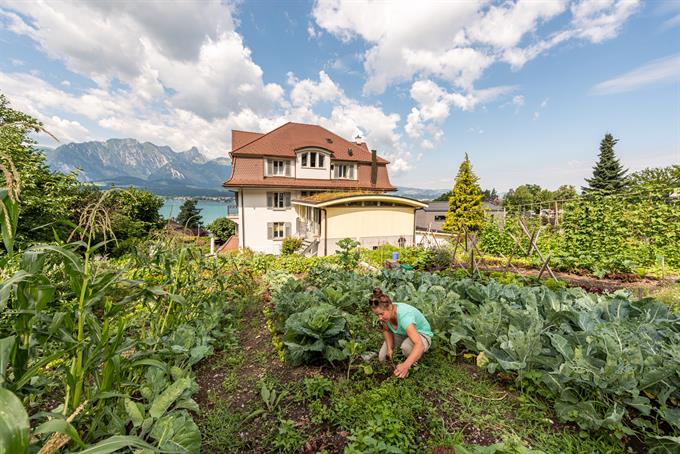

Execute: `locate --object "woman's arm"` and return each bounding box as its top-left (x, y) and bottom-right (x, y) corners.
top-left (382, 321), bottom-right (394, 359)
top-left (394, 324), bottom-right (423, 378)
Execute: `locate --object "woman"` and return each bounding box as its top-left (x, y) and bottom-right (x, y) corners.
top-left (370, 288), bottom-right (433, 378)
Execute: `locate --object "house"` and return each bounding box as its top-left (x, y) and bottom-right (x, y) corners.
top-left (415, 201), bottom-right (505, 233)
top-left (223, 122), bottom-right (427, 255)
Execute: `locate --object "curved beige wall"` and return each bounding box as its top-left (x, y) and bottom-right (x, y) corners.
top-left (326, 206), bottom-right (414, 239)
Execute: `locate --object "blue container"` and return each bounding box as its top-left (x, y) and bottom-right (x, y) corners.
top-left (392, 252), bottom-right (399, 260)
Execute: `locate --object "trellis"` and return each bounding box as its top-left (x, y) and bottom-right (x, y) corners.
top-left (450, 218), bottom-right (559, 282)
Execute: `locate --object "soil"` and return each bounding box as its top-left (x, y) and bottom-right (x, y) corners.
top-left (194, 299), bottom-right (349, 453)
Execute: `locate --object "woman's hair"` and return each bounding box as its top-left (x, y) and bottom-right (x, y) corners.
top-left (369, 287), bottom-right (392, 309)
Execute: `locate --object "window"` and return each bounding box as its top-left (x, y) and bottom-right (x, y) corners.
top-left (435, 215), bottom-right (446, 221)
top-left (334, 163), bottom-right (355, 179)
top-left (267, 159), bottom-right (291, 177)
top-left (272, 222), bottom-right (285, 239)
top-left (300, 151), bottom-right (326, 168)
top-left (267, 221), bottom-right (291, 240)
top-left (267, 192), bottom-right (290, 210)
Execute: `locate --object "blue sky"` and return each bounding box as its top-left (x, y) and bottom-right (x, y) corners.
top-left (0, 0), bottom-right (678, 192)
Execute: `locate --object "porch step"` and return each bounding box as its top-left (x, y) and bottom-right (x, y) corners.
top-left (299, 239), bottom-right (319, 257)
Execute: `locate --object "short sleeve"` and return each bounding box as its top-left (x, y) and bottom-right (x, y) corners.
top-left (400, 313), bottom-right (416, 331)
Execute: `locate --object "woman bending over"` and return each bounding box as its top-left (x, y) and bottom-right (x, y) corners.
top-left (370, 288), bottom-right (433, 378)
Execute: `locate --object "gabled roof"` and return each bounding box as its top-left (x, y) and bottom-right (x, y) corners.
top-left (230, 122), bottom-right (389, 164)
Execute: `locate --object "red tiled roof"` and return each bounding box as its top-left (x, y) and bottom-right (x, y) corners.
top-left (224, 156), bottom-right (396, 191)
top-left (232, 130), bottom-right (264, 149)
top-left (230, 122), bottom-right (389, 164)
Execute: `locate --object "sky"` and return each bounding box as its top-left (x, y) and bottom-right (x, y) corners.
top-left (0, 0), bottom-right (678, 192)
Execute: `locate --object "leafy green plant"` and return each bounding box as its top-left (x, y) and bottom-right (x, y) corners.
top-left (336, 238), bottom-right (361, 270)
top-left (283, 303), bottom-right (349, 366)
top-left (272, 419), bottom-right (305, 453)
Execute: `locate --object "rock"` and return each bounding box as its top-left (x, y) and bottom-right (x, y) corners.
top-left (360, 351), bottom-right (377, 362)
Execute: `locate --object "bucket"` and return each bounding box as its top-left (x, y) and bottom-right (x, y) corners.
top-left (392, 252), bottom-right (399, 260)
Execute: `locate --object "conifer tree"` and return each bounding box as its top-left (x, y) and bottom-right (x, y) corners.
top-left (176, 199), bottom-right (202, 229)
top-left (442, 153), bottom-right (485, 233)
top-left (582, 133), bottom-right (628, 194)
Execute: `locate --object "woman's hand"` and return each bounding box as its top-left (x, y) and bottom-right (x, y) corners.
top-left (394, 362), bottom-right (410, 378)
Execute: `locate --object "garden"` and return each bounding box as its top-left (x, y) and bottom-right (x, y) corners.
top-left (2, 94), bottom-right (680, 453)
top-left (2, 231), bottom-right (680, 453)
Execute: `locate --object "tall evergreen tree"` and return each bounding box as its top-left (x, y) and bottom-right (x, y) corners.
top-left (442, 153), bottom-right (485, 233)
top-left (176, 199), bottom-right (202, 229)
top-left (582, 133), bottom-right (628, 194)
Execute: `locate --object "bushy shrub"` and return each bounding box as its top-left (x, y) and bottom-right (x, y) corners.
top-left (207, 217), bottom-right (237, 241)
top-left (336, 238), bottom-right (361, 270)
top-left (281, 237), bottom-right (303, 255)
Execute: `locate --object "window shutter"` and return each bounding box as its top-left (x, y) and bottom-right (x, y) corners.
top-left (349, 165), bottom-right (355, 179)
top-left (285, 160), bottom-right (291, 177)
top-left (285, 222), bottom-right (291, 238)
top-left (267, 223), bottom-right (273, 240)
top-left (267, 192), bottom-right (273, 209)
top-left (266, 160), bottom-right (273, 176)
top-left (333, 164), bottom-right (338, 178)
top-left (284, 192), bottom-right (291, 207)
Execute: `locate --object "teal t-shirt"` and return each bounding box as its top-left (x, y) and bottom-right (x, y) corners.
top-left (387, 303), bottom-right (433, 338)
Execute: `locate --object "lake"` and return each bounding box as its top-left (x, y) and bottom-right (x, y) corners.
top-left (160, 198), bottom-right (237, 225)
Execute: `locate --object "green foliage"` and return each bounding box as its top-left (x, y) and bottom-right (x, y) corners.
top-left (627, 165), bottom-right (680, 197)
top-left (0, 388), bottom-right (29, 454)
top-left (176, 199), bottom-right (202, 229)
top-left (282, 303), bottom-right (349, 365)
top-left (503, 184), bottom-right (554, 213)
top-left (559, 193), bottom-right (680, 273)
top-left (336, 237), bottom-right (361, 270)
top-left (206, 217), bottom-right (236, 241)
top-left (583, 133), bottom-right (628, 194)
top-left (271, 419), bottom-right (304, 453)
top-left (281, 237), bottom-right (303, 255)
top-left (0, 93), bottom-right (83, 247)
top-left (442, 153), bottom-right (485, 233)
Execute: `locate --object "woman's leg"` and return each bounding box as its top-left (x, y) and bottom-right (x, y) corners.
top-left (400, 334), bottom-right (432, 357)
top-left (379, 334), bottom-right (406, 362)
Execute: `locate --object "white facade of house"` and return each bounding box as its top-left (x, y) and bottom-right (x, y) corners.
top-left (224, 123), bottom-right (418, 255)
top-left (233, 188), bottom-right (321, 254)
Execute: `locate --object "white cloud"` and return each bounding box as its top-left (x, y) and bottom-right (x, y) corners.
top-left (313, 0), bottom-right (640, 95)
top-left (591, 53), bottom-right (680, 95)
top-left (288, 70), bottom-right (343, 108)
top-left (570, 0), bottom-right (640, 43)
top-left (2, 0), bottom-right (284, 120)
top-left (44, 116), bottom-right (91, 144)
top-left (512, 95), bottom-right (525, 107)
top-left (307, 21), bottom-right (321, 39)
top-left (406, 79), bottom-right (514, 146)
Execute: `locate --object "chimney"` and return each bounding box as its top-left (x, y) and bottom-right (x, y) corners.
top-left (371, 149), bottom-right (377, 187)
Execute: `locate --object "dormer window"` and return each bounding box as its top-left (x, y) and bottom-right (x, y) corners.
top-left (300, 151), bottom-right (326, 168)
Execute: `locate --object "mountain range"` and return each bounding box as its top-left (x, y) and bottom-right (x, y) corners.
top-left (43, 139), bottom-right (447, 199)
top-left (44, 139), bottom-right (233, 196)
